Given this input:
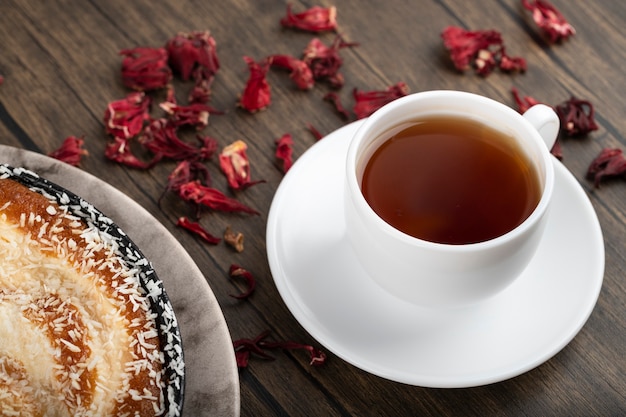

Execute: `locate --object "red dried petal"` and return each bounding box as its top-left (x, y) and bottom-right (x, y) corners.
top-left (259, 340), bottom-right (327, 367)
top-left (275, 133), bottom-right (294, 174)
top-left (165, 31), bottom-right (220, 81)
top-left (104, 137), bottom-right (153, 169)
top-left (159, 101), bottom-right (222, 129)
top-left (48, 136), bottom-right (88, 166)
top-left (280, 4), bottom-right (338, 32)
top-left (586, 148), bottom-right (626, 188)
top-left (160, 160), bottom-right (211, 205)
top-left (233, 330), bottom-right (326, 368)
top-left (140, 119), bottom-right (218, 162)
top-left (441, 26), bottom-right (502, 72)
top-left (522, 0), bottom-right (575, 43)
top-left (352, 82), bottom-right (409, 120)
top-left (178, 181), bottom-right (259, 215)
top-left (306, 123), bottom-right (323, 141)
top-left (511, 87), bottom-right (543, 114)
top-left (177, 216), bottom-right (221, 244)
top-left (228, 264), bottom-right (256, 299)
top-left (269, 54), bottom-right (315, 90)
top-left (188, 67), bottom-right (216, 104)
top-left (219, 140), bottom-right (264, 190)
top-left (550, 138), bottom-right (563, 160)
top-left (238, 56), bottom-right (272, 113)
top-left (103, 92), bottom-right (151, 140)
top-left (441, 26), bottom-right (523, 76)
top-left (302, 36), bottom-right (357, 89)
top-left (555, 97), bottom-right (599, 137)
top-left (119, 47), bottom-right (172, 91)
top-left (323, 92), bottom-right (350, 120)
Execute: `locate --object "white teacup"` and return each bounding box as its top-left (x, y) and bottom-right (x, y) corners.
top-left (344, 90), bottom-right (559, 308)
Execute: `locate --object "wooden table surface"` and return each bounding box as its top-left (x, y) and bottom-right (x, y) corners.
top-left (1, 0), bottom-right (624, 415)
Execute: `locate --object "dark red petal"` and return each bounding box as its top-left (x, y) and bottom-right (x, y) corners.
top-left (587, 148), bottom-right (626, 188)
top-left (238, 56), bottom-right (272, 113)
top-left (521, 0), bottom-right (576, 43)
top-left (275, 133), bottom-right (294, 174)
top-left (177, 181), bottom-right (259, 215)
top-left (555, 97), bottom-right (599, 137)
top-left (48, 136), bottom-right (88, 166)
top-left (228, 264), bottom-right (256, 299)
top-left (177, 217), bottom-right (221, 244)
top-left (352, 82), bottom-right (410, 119)
top-left (119, 47), bottom-right (172, 91)
top-left (280, 4), bottom-right (338, 33)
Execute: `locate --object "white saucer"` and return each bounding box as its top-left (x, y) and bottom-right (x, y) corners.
top-left (266, 121), bottom-right (604, 388)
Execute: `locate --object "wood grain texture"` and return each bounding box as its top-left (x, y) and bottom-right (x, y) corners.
top-left (0, 0), bottom-right (624, 415)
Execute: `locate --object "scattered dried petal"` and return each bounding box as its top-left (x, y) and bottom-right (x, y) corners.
top-left (120, 47), bottom-right (172, 91)
top-left (586, 148), bottom-right (626, 188)
top-left (219, 140), bottom-right (264, 190)
top-left (275, 133), bottom-right (294, 173)
top-left (177, 216), bottom-right (221, 244)
top-left (306, 123), bottom-right (323, 141)
top-left (323, 92), bottom-right (350, 120)
top-left (141, 119), bottom-right (218, 162)
top-left (233, 330), bottom-right (326, 368)
top-left (280, 4), bottom-right (338, 33)
top-left (160, 160), bottom-right (211, 204)
top-left (48, 136), bottom-right (88, 166)
top-left (269, 54), bottom-right (315, 90)
top-left (224, 226), bottom-right (245, 252)
top-left (189, 67), bottom-right (215, 104)
top-left (166, 31), bottom-right (220, 81)
top-left (103, 92), bottom-right (151, 140)
top-left (238, 56), bottom-right (272, 113)
top-left (511, 87), bottom-right (543, 114)
top-left (104, 137), bottom-right (152, 169)
top-left (352, 82), bottom-right (409, 119)
top-left (160, 101), bottom-right (221, 129)
top-left (555, 96), bottom-right (598, 137)
top-left (522, 0), bottom-right (575, 43)
top-left (228, 264), bottom-right (256, 299)
top-left (302, 36), bottom-right (357, 89)
top-left (441, 26), bottom-right (525, 76)
top-left (178, 181), bottom-right (260, 215)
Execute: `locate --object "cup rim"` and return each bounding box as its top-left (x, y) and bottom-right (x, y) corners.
top-left (345, 90), bottom-right (555, 252)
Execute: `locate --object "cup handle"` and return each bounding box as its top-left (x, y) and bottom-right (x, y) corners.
top-left (523, 104), bottom-right (560, 150)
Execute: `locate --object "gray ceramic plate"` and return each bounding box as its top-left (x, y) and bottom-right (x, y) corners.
top-left (0, 145), bottom-right (240, 417)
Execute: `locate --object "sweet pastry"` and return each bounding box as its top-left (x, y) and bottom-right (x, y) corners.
top-left (0, 166), bottom-right (183, 416)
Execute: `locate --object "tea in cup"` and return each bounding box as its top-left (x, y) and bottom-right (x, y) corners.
top-left (344, 90), bottom-right (559, 308)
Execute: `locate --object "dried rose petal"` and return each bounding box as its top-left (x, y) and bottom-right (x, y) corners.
top-left (352, 82), bottom-right (409, 120)
top-left (269, 54), bottom-right (315, 90)
top-left (159, 101), bottom-right (221, 129)
top-left (587, 148), bottom-right (626, 188)
top-left (177, 216), bottom-right (221, 244)
top-left (103, 92), bottom-right (151, 140)
top-left (306, 123), bottom-right (323, 141)
top-left (228, 264), bottom-right (256, 299)
top-left (522, 0), bottom-right (575, 43)
top-left (260, 339), bottom-right (327, 367)
top-left (511, 87), bottom-right (543, 114)
top-left (280, 4), bottom-right (338, 32)
top-left (0, 75), bottom-right (4, 85)
top-left (238, 56), bottom-right (272, 113)
top-left (550, 138), bottom-right (563, 160)
top-left (234, 330), bottom-right (326, 368)
top-left (555, 96), bottom-right (598, 137)
top-left (275, 133), bottom-right (294, 173)
top-left (302, 36), bottom-right (357, 89)
top-left (224, 225), bottom-right (244, 252)
top-left (323, 92), bottom-right (350, 120)
top-left (178, 181), bottom-right (259, 215)
top-left (189, 67), bottom-right (215, 104)
top-left (219, 140), bottom-right (264, 190)
top-left (160, 160), bottom-right (211, 204)
top-left (165, 31), bottom-right (220, 81)
top-left (441, 26), bottom-right (525, 76)
top-left (140, 119), bottom-right (218, 162)
top-left (104, 137), bottom-right (152, 169)
top-left (48, 136), bottom-right (88, 166)
top-left (119, 47), bottom-right (172, 91)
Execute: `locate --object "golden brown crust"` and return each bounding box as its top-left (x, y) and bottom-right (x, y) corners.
top-left (0, 178), bottom-right (164, 416)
